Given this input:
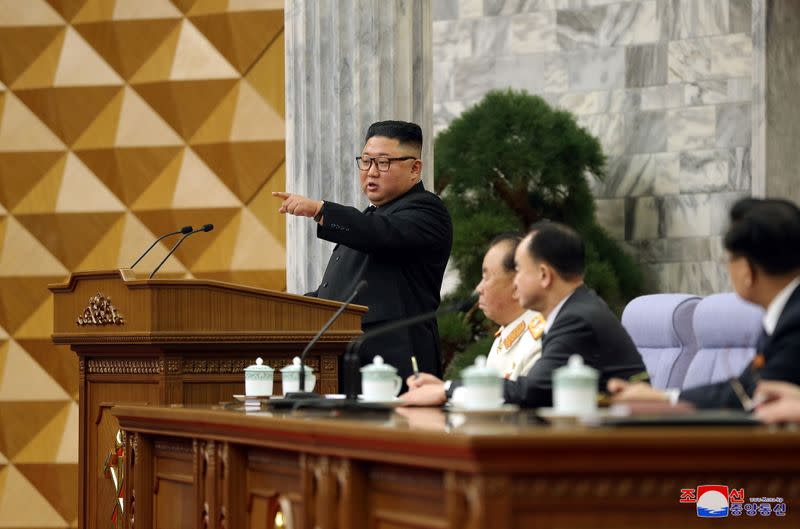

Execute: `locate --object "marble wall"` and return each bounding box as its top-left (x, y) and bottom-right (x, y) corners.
top-left (432, 0), bottom-right (757, 294)
top-left (760, 0), bottom-right (800, 203)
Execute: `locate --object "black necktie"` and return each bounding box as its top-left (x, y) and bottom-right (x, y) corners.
top-left (365, 205), bottom-right (376, 214)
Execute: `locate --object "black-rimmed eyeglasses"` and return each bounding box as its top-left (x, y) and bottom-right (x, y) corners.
top-left (355, 156), bottom-right (417, 172)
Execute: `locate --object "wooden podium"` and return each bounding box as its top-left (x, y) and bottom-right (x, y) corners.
top-left (49, 269), bottom-right (366, 529)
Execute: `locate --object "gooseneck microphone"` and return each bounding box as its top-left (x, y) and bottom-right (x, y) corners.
top-left (343, 293), bottom-right (478, 400)
top-left (130, 226), bottom-right (193, 268)
top-left (149, 224), bottom-right (214, 279)
top-left (285, 279), bottom-right (368, 401)
top-left (271, 293), bottom-right (476, 412)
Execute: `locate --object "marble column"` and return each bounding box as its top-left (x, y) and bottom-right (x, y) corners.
top-left (752, 0), bottom-right (800, 201)
top-left (284, 0), bottom-right (433, 294)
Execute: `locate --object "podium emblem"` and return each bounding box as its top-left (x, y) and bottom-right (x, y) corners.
top-left (76, 293), bottom-right (125, 326)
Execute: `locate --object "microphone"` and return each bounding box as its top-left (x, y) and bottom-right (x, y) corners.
top-left (130, 226), bottom-right (193, 268)
top-left (284, 279), bottom-right (368, 401)
top-left (149, 224), bottom-right (213, 279)
top-left (343, 293), bottom-right (477, 399)
top-left (271, 293), bottom-right (475, 412)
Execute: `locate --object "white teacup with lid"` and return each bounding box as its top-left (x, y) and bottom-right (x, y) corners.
top-left (360, 355), bottom-right (402, 401)
top-left (460, 355), bottom-right (503, 409)
top-left (280, 356), bottom-right (316, 394)
top-left (552, 354), bottom-right (598, 415)
top-left (244, 357), bottom-right (274, 396)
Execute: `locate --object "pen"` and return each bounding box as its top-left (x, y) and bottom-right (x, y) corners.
top-left (729, 377), bottom-right (768, 412)
top-left (411, 356), bottom-right (420, 379)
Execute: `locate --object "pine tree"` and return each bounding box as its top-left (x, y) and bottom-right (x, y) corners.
top-left (435, 89), bottom-right (644, 377)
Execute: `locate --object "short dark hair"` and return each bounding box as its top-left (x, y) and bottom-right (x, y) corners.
top-left (488, 232), bottom-right (523, 273)
top-left (724, 197), bottom-right (800, 275)
top-left (365, 120), bottom-right (422, 153)
top-left (526, 222), bottom-right (585, 279)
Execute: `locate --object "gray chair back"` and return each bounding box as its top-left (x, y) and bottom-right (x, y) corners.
top-left (621, 294), bottom-right (701, 390)
top-left (682, 293), bottom-right (764, 390)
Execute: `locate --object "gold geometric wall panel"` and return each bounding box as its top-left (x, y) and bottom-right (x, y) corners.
top-left (0, 0), bottom-right (285, 526)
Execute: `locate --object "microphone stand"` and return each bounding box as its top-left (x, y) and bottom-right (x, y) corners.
top-left (343, 304), bottom-right (464, 400)
top-left (272, 296), bottom-right (475, 413)
top-left (284, 280), bottom-right (367, 401)
top-left (149, 224), bottom-right (213, 279)
top-left (130, 226), bottom-right (193, 269)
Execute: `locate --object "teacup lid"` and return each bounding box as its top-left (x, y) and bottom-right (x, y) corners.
top-left (553, 354), bottom-right (598, 381)
top-left (245, 357), bottom-right (273, 372)
top-left (461, 355), bottom-right (499, 381)
top-left (280, 356), bottom-right (313, 373)
top-left (360, 355), bottom-right (397, 373)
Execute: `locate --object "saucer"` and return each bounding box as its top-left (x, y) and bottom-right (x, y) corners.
top-left (358, 395), bottom-right (403, 407)
top-left (233, 394), bottom-right (271, 404)
top-left (536, 407), bottom-right (609, 424)
top-left (445, 403), bottom-right (519, 415)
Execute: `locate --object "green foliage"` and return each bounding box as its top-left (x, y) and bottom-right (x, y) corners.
top-left (437, 311), bottom-right (474, 353)
top-left (444, 335), bottom-right (495, 380)
top-left (434, 89), bottom-right (644, 372)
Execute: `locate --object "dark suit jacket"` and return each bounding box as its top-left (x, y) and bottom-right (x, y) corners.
top-left (307, 182), bottom-right (453, 379)
top-left (681, 283), bottom-right (800, 409)
top-left (503, 285), bottom-right (646, 408)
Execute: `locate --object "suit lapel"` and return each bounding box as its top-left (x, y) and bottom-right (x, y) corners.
top-left (541, 285), bottom-right (587, 348)
top-left (763, 282), bottom-right (800, 358)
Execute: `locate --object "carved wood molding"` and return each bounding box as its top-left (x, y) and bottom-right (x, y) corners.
top-left (218, 443), bottom-right (228, 482)
top-left (154, 440), bottom-right (194, 455)
top-left (76, 292), bottom-right (125, 326)
top-left (201, 440), bottom-right (215, 478)
top-left (333, 458), bottom-right (352, 488)
top-left (88, 359), bottom-right (160, 375)
top-left (183, 358), bottom-right (320, 374)
top-left (321, 358), bottom-right (337, 373)
top-left (53, 333), bottom-right (360, 345)
top-left (131, 432), bottom-right (140, 459)
top-left (248, 450), bottom-right (300, 469)
top-left (369, 466), bottom-right (443, 489)
top-left (184, 359), bottom-right (249, 374)
top-left (166, 359), bottom-right (181, 374)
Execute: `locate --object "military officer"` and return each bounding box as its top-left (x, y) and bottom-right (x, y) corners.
top-left (478, 233), bottom-right (543, 381)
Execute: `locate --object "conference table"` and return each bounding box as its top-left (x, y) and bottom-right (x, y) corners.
top-left (110, 402), bottom-right (798, 528)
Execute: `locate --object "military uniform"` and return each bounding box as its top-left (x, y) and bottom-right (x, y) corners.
top-left (486, 310), bottom-right (544, 381)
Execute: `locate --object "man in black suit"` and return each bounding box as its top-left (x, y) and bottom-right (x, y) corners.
top-left (401, 222), bottom-right (646, 407)
top-left (609, 198), bottom-right (800, 409)
top-left (273, 121), bottom-right (453, 381)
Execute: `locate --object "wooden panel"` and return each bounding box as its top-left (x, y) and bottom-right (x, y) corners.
top-left (50, 270), bottom-right (366, 344)
top-left (183, 381), bottom-right (245, 405)
top-left (52, 268), bottom-right (362, 529)
top-left (246, 448), bottom-right (303, 529)
top-left (113, 405), bottom-right (800, 529)
top-left (87, 380), bottom-right (160, 529)
top-left (368, 464), bottom-right (447, 529)
top-left (153, 444), bottom-right (197, 529)
top-left (155, 479), bottom-right (196, 528)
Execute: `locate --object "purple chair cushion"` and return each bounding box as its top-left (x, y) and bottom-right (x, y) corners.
top-left (682, 293), bottom-right (764, 390)
top-left (622, 294), bottom-right (701, 390)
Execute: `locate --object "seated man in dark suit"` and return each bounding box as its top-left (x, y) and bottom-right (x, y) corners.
top-left (401, 222), bottom-right (646, 408)
top-left (609, 198), bottom-right (800, 408)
